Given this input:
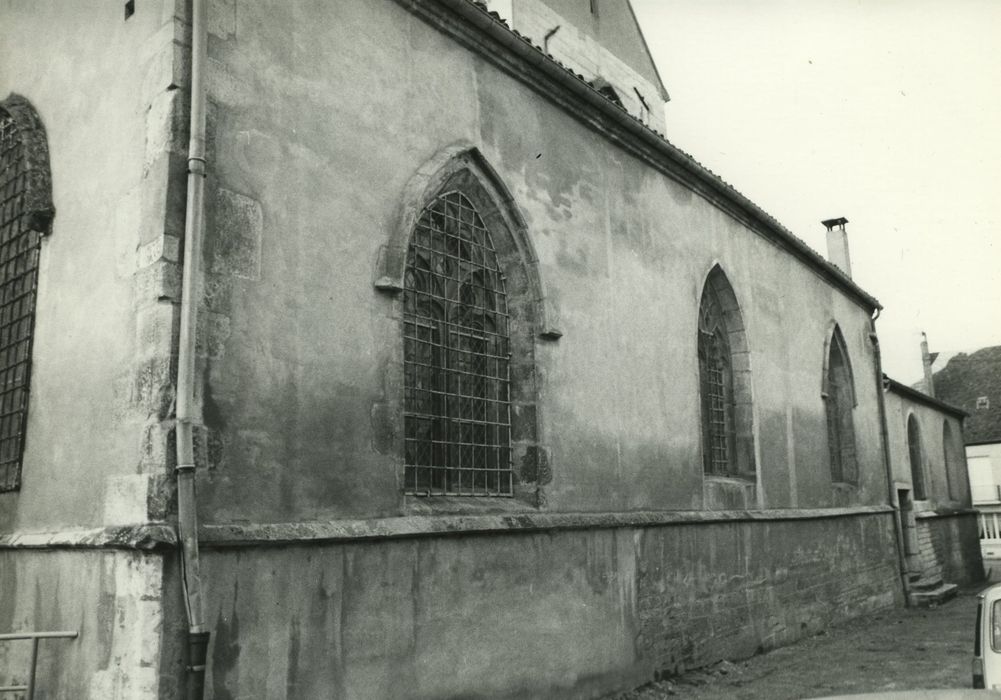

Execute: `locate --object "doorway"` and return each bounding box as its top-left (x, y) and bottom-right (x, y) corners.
top-left (898, 488), bottom-right (921, 579)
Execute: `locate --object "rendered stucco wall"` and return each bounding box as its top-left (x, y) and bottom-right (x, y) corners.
top-left (198, 511), bottom-right (901, 700)
top-left (0, 0), bottom-right (184, 533)
top-left (0, 2), bottom-right (914, 698)
top-left (0, 3), bottom-right (187, 696)
top-left (0, 549), bottom-right (168, 699)
top-left (194, 0), bottom-right (888, 526)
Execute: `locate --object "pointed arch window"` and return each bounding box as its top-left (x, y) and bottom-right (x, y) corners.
top-left (824, 326), bottom-right (858, 484)
top-left (698, 284), bottom-right (734, 475)
top-left (697, 267), bottom-right (755, 482)
top-left (403, 191), bottom-right (512, 496)
top-left (907, 414), bottom-right (927, 500)
top-left (943, 420), bottom-right (957, 501)
top-left (0, 98), bottom-right (52, 493)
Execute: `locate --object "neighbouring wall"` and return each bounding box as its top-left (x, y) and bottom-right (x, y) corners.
top-left (0, 549), bottom-right (168, 699)
top-left (916, 512), bottom-right (984, 585)
top-left (194, 510), bottom-right (902, 700)
top-left (884, 386), bottom-right (971, 509)
top-left (0, 0), bottom-right (185, 533)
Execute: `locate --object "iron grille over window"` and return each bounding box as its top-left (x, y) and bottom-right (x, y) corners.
top-left (403, 191), bottom-right (512, 496)
top-left (826, 333), bottom-right (858, 483)
top-left (698, 285), bottom-right (733, 476)
top-left (0, 113), bottom-right (42, 492)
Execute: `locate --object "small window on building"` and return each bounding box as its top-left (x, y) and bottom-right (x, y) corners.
top-left (403, 191), bottom-right (512, 496)
top-left (592, 78), bottom-right (624, 109)
top-left (978, 396), bottom-right (990, 410)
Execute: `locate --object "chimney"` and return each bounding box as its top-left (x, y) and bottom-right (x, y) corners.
top-left (920, 332), bottom-right (935, 397)
top-left (822, 217), bottom-right (852, 278)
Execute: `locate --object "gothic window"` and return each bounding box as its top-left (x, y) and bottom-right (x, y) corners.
top-left (0, 99), bottom-right (51, 493)
top-left (699, 283), bottom-right (734, 476)
top-left (697, 267), bottom-right (755, 482)
top-left (943, 420), bottom-right (957, 501)
top-left (907, 414), bottom-right (927, 500)
top-left (403, 191), bottom-right (512, 496)
top-left (825, 326), bottom-right (857, 484)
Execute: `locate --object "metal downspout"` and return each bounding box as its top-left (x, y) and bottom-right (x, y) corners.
top-left (870, 309), bottom-right (910, 605)
top-left (177, 0), bottom-right (209, 696)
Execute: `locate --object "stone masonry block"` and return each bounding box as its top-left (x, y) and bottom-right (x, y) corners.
top-left (134, 260), bottom-right (182, 304)
top-left (209, 0), bottom-right (237, 39)
top-left (139, 12), bottom-right (191, 99)
top-left (137, 235), bottom-right (181, 268)
top-left (139, 151), bottom-right (188, 245)
top-left (195, 310), bottom-right (232, 359)
top-left (144, 89), bottom-right (187, 176)
top-left (140, 421), bottom-right (175, 474)
top-left (135, 301), bottom-right (179, 360)
top-left (132, 356), bottom-right (175, 421)
top-left (146, 472), bottom-right (177, 520)
top-left (209, 187), bottom-right (263, 280)
top-left (103, 474), bottom-right (154, 526)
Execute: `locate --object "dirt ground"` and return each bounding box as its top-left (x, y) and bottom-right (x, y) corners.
top-left (607, 588), bottom-right (983, 699)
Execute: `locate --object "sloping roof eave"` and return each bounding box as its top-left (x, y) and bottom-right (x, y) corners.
top-left (422, 0), bottom-right (883, 312)
top-left (885, 376), bottom-right (968, 418)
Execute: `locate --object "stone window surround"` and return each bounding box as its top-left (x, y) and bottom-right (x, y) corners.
top-left (822, 323), bottom-right (859, 486)
top-left (698, 265), bottom-right (755, 482)
top-left (906, 412), bottom-right (928, 501)
top-left (375, 144), bottom-right (557, 507)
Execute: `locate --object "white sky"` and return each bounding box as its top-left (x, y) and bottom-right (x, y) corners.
top-left (631, 0), bottom-right (1001, 383)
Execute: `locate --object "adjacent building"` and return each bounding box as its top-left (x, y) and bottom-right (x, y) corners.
top-left (0, 1), bottom-right (984, 698)
top-left (930, 346), bottom-right (1001, 562)
top-left (883, 378), bottom-right (977, 603)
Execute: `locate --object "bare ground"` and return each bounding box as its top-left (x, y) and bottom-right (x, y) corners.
top-left (607, 588), bottom-right (981, 699)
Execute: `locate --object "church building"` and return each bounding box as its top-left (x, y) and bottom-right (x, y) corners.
top-left (0, 1), bottom-right (983, 698)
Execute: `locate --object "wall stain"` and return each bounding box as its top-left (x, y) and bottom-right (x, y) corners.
top-left (286, 617), bottom-right (301, 698)
top-left (212, 579), bottom-right (241, 700)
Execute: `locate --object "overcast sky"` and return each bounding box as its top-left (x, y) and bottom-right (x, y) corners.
top-left (631, 0), bottom-right (1001, 383)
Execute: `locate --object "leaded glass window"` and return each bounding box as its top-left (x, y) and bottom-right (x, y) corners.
top-left (0, 112), bottom-right (42, 492)
top-left (699, 285), bottom-right (734, 476)
top-left (826, 332), bottom-right (858, 483)
top-left (908, 415), bottom-right (926, 500)
top-left (403, 191), bottom-right (512, 496)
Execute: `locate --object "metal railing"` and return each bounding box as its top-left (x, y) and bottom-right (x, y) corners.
top-left (0, 630), bottom-right (77, 699)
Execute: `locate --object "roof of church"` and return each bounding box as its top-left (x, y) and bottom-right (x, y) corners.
top-left (455, 0), bottom-right (882, 312)
top-left (884, 376), bottom-right (967, 419)
top-left (932, 345), bottom-right (1001, 445)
